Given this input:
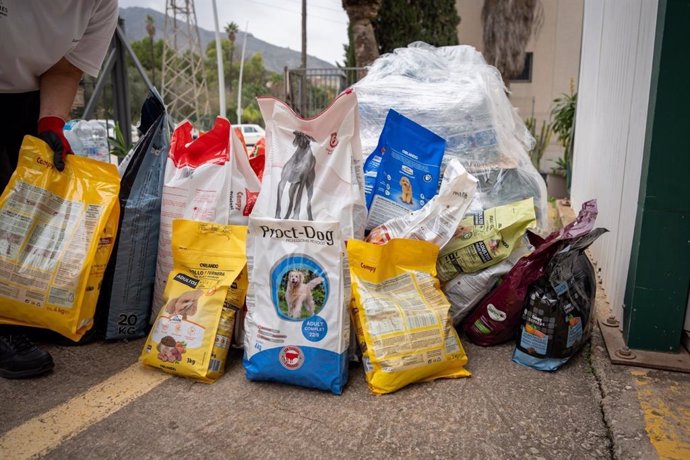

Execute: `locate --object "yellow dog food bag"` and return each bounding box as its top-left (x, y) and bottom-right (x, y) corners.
top-left (348, 239), bottom-right (470, 395)
top-left (0, 136), bottom-right (120, 341)
top-left (140, 219), bottom-right (247, 383)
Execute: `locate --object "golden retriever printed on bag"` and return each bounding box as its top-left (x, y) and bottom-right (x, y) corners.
top-left (277, 268), bottom-right (326, 320)
top-left (284, 270), bottom-right (324, 319)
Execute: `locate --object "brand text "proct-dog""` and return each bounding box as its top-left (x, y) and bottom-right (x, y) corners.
top-left (260, 225), bottom-right (334, 246)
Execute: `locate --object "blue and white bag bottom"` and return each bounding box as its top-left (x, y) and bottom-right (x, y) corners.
top-left (243, 217), bottom-right (350, 394)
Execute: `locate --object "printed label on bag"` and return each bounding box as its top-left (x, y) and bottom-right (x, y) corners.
top-left (279, 345), bottom-right (304, 370)
top-left (302, 316), bottom-right (328, 342)
top-left (355, 271), bottom-right (463, 372)
top-left (0, 181), bottom-right (104, 309)
top-left (519, 325), bottom-right (549, 355)
top-left (271, 254), bottom-right (329, 321)
top-left (566, 317), bottom-right (583, 348)
top-left (487, 303), bottom-right (507, 322)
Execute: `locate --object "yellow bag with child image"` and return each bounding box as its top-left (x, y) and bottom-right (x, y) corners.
top-left (0, 135), bottom-right (120, 341)
top-left (348, 239), bottom-right (470, 395)
top-left (140, 219), bottom-right (247, 383)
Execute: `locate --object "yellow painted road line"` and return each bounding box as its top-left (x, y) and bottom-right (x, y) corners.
top-left (0, 364), bottom-right (170, 460)
top-left (631, 369), bottom-right (690, 460)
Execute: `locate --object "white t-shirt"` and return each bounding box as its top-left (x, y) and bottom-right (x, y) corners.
top-left (0, 0), bottom-right (118, 93)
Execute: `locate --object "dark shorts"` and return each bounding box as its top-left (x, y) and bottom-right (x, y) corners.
top-left (0, 91), bottom-right (40, 193)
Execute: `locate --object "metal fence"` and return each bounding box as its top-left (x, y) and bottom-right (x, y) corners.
top-left (284, 67), bottom-right (364, 117)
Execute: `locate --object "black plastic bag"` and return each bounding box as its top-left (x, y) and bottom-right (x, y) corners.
top-left (512, 228), bottom-right (607, 371)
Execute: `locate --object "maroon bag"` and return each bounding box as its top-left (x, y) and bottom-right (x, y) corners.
top-left (462, 200), bottom-right (599, 346)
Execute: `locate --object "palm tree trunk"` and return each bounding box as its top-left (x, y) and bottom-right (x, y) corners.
top-left (301, 0), bottom-right (308, 114)
top-left (343, 0), bottom-right (382, 79)
top-left (150, 36), bottom-right (156, 85)
top-left (481, 0), bottom-right (542, 89)
top-left (228, 42), bottom-right (234, 92)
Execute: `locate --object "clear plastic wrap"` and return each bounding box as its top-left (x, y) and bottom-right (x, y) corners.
top-left (354, 42), bottom-right (547, 227)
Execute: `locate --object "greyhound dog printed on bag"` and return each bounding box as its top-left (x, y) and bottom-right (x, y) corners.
top-left (275, 131), bottom-right (316, 220)
top-left (244, 93), bottom-right (363, 394)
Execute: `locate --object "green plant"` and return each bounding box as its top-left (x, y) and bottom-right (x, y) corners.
top-left (551, 85), bottom-right (577, 177)
top-left (373, 0), bottom-right (460, 54)
top-left (241, 105), bottom-right (262, 125)
top-left (108, 123), bottom-right (131, 159)
top-left (525, 116), bottom-right (552, 172)
top-left (552, 156), bottom-right (570, 177)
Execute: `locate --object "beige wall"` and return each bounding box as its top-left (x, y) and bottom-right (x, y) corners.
top-left (456, 0), bottom-right (584, 171)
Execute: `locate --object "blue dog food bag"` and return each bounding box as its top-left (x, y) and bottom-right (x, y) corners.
top-left (243, 217), bottom-right (349, 394)
top-left (362, 119), bottom-right (390, 208)
top-left (364, 109), bottom-right (446, 230)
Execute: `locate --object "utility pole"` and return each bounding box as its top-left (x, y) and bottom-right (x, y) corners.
top-left (161, 0), bottom-right (210, 126)
top-left (212, 0), bottom-right (225, 117)
top-left (146, 15), bottom-right (156, 84)
top-left (301, 0), bottom-right (307, 70)
top-left (236, 21), bottom-right (249, 125)
top-left (300, 0), bottom-right (307, 115)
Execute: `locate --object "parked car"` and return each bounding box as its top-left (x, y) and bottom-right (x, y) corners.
top-left (237, 124), bottom-right (265, 147)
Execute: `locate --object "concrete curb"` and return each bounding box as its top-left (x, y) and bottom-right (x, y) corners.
top-left (556, 199), bottom-right (657, 460)
top-left (590, 304), bottom-right (658, 460)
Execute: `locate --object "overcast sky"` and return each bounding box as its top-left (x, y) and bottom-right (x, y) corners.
top-left (118, 0), bottom-right (350, 65)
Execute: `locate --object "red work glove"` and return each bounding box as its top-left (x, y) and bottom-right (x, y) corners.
top-left (37, 116), bottom-right (73, 172)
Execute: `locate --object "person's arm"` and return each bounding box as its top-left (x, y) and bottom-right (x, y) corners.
top-left (36, 0), bottom-right (116, 171)
top-left (36, 58), bottom-right (82, 171)
top-left (39, 58), bottom-right (82, 120)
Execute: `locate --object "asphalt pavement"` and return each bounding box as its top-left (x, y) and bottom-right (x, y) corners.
top-left (3, 201), bottom-right (688, 459)
top-left (3, 329), bottom-right (615, 459)
top-left (4, 306), bottom-right (690, 460)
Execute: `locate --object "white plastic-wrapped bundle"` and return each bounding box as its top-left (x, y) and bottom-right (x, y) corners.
top-left (354, 42), bottom-right (547, 227)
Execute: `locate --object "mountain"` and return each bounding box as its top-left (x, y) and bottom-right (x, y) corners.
top-left (119, 7), bottom-right (336, 73)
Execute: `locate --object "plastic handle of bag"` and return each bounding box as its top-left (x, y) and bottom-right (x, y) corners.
top-left (169, 116), bottom-right (230, 167)
top-left (257, 88), bottom-right (356, 124)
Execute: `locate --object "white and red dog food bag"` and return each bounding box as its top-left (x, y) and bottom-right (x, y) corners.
top-left (250, 90), bottom-right (366, 239)
top-left (243, 91), bottom-right (365, 394)
top-left (152, 118), bottom-right (260, 321)
top-left (151, 118), bottom-right (232, 320)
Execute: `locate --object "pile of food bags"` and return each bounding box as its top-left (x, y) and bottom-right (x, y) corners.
top-left (0, 42), bottom-right (607, 394)
top-left (354, 42), bottom-right (548, 227)
top-left (464, 200), bottom-right (606, 371)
